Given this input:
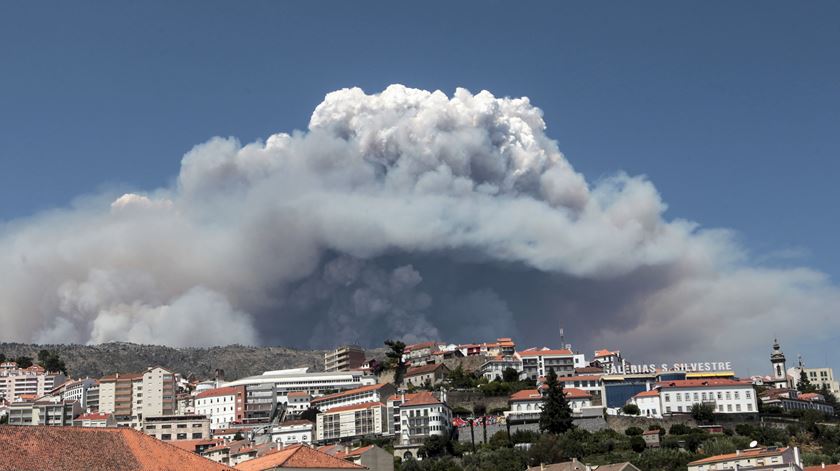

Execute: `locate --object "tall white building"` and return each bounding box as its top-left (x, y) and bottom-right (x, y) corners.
top-left (659, 379), bottom-right (757, 415)
top-left (194, 386), bottom-right (245, 430)
top-left (0, 363), bottom-right (66, 401)
top-left (788, 365), bottom-right (840, 396)
top-left (397, 391), bottom-right (452, 446)
top-left (223, 368), bottom-right (376, 402)
top-left (517, 348), bottom-right (577, 380)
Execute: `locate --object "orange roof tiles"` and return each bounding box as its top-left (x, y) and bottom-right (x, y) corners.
top-left (558, 375), bottom-right (603, 382)
top-left (287, 391), bottom-right (310, 398)
top-left (75, 412), bottom-right (112, 421)
top-left (805, 465), bottom-right (840, 471)
top-left (401, 391), bottom-right (443, 407)
top-left (510, 389), bottom-right (542, 401)
top-left (594, 349), bottom-right (618, 358)
top-left (404, 341), bottom-right (439, 352)
top-left (633, 390), bottom-right (660, 398)
top-left (235, 444), bottom-right (364, 470)
top-left (563, 387), bottom-right (593, 399)
top-left (334, 444), bottom-right (374, 459)
top-left (0, 425), bottom-right (232, 471)
top-left (310, 383), bottom-right (389, 404)
top-left (321, 402), bottom-right (384, 414)
top-left (688, 447), bottom-right (790, 466)
top-left (518, 348), bottom-right (574, 357)
top-left (657, 379), bottom-right (752, 389)
top-left (405, 363), bottom-right (446, 377)
top-left (196, 386), bottom-right (244, 399)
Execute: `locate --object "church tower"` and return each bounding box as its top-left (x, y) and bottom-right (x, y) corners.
top-left (770, 339), bottom-right (788, 388)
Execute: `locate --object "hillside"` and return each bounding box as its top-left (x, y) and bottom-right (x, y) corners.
top-left (0, 342), bottom-right (386, 381)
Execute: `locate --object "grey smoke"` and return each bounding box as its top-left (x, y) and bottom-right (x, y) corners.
top-left (1, 85), bottom-right (838, 371)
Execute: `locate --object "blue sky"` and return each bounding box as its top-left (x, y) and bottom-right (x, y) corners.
top-left (1, 2), bottom-right (839, 363)
top-left (2, 1), bottom-right (839, 276)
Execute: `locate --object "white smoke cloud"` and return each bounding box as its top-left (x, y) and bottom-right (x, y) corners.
top-left (0, 84), bottom-right (837, 370)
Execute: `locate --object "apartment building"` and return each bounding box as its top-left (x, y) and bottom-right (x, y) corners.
top-left (243, 382), bottom-right (278, 425)
top-left (760, 388), bottom-right (835, 416)
top-left (224, 367), bottom-right (376, 399)
top-left (143, 414), bottom-right (211, 441)
top-left (98, 366), bottom-right (176, 427)
top-left (403, 341), bottom-right (442, 366)
top-left (789, 366), bottom-right (840, 396)
top-left (403, 363), bottom-right (449, 388)
top-left (0, 363), bottom-right (66, 401)
top-left (59, 378), bottom-right (97, 410)
top-left (36, 398), bottom-right (81, 426)
top-left (311, 383), bottom-right (396, 413)
top-left (270, 419), bottom-right (315, 446)
top-left (285, 391), bottom-right (311, 417)
top-left (517, 348), bottom-right (577, 380)
top-left (397, 391), bottom-right (452, 446)
top-left (479, 356), bottom-right (523, 381)
top-left (73, 412), bottom-right (117, 427)
top-left (659, 379), bottom-right (758, 415)
top-left (194, 385), bottom-right (245, 429)
top-left (628, 390), bottom-right (662, 418)
top-left (316, 402), bottom-right (387, 443)
top-left (505, 388), bottom-right (592, 422)
top-left (325, 345), bottom-right (366, 372)
top-left (688, 446), bottom-right (802, 471)
top-left (458, 338), bottom-right (516, 357)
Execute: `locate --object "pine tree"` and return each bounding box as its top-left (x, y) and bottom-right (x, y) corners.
top-left (798, 370), bottom-right (817, 393)
top-left (384, 340), bottom-right (407, 384)
top-left (539, 368), bottom-right (575, 434)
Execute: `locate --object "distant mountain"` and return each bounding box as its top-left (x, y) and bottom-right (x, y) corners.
top-left (0, 342), bottom-right (386, 381)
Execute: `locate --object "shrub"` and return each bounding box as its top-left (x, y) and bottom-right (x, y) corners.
top-left (622, 404), bottom-right (641, 416)
top-left (625, 427), bottom-right (644, 436)
top-left (669, 423), bottom-right (691, 435)
top-left (630, 435), bottom-right (647, 453)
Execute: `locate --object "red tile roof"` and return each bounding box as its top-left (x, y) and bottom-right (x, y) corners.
top-left (287, 391), bottom-right (310, 398)
top-left (196, 386), bottom-right (243, 399)
top-left (657, 379), bottom-right (752, 389)
top-left (311, 383), bottom-right (389, 404)
top-left (594, 349), bottom-right (619, 358)
top-left (0, 425), bottom-right (232, 470)
top-left (405, 363), bottom-right (447, 377)
top-left (633, 390), bottom-right (660, 398)
top-left (404, 341), bottom-right (439, 352)
top-left (321, 402), bottom-right (384, 414)
top-left (798, 393), bottom-right (824, 401)
top-left (563, 388), bottom-right (592, 399)
top-left (74, 412), bottom-right (112, 421)
top-left (518, 348), bottom-right (574, 357)
top-left (334, 444), bottom-right (375, 459)
top-left (689, 447), bottom-right (790, 466)
top-left (235, 444), bottom-right (364, 470)
top-left (558, 375), bottom-right (603, 382)
top-left (805, 465), bottom-right (840, 471)
top-left (400, 391), bottom-right (443, 407)
top-left (510, 389), bottom-right (542, 401)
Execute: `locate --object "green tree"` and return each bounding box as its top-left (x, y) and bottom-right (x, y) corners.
top-left (385, 340), bottom-right (407, 384)
top-left (300, 407), bottom-right (320, 422)
top-left (622, 403), bottom-right (641, 416)
top-left (502, 367), bottom-right (520, 383)
top-left (669, 423), bottom-right (691, 435)
top-left (691, 403), bottom-right (715, 423)
top-left (0, 353), bottom-right (5, 363)
top-left (539, 368), bottom-right (574, 435)
top-left (418, 435), bottom-right (454, 459)
top-left (15, 356), bottom-right (33, 368)
top-left (625, 427), bottom-right (644, 436)
top-left (37, 350), bottom-right (67, 374)
top-left (630, 435), bottom-right (647, 453)
top-left (799, 370), bottom-right (818, 393)
top-left (487, 431), bottom-right (511, 450)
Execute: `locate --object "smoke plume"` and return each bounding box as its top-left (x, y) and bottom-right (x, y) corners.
top-left (1, 85), bottom-right (837, 371)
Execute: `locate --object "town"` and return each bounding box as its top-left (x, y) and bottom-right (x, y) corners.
top-left (1, 338), bottom-right (839, 471)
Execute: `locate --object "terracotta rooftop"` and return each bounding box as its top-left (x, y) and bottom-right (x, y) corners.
top-left (404, 341), bottom-right (439, 352)
top-left (400, 391), bottom-right (444, 407)
top-left (518, 347), bottom-right (574, 357)
top-left (633, 390), bottom-right (661, 398)
top-left (311, 383), bottom-right (390, 404)
top-left (335, 444), bottom-right (375, 459)
top-left (657, 379), bottom-right (752, 389)
top-left (74, 412), bottom-right (112, 421)
top-left (235, 444), bottom-right (364, 470)
top-left (594, 349), bottom-right (619, 358)
top-left (405, 363), bottom-right (447, 377)
top-left (321, 402), bottom-right (385, 414)
top-left (0, 425), bottom-right (232, 471)
top-left (196, 386), bottom-right (243, 399)
top-left (805, 465), bottom-right (840, 471)
top-left (688, 447), bottom-right (790, 466)
top-left (510, 389), bottom-right (542, 401)
top-left (287, 391), bottom-right (310, 398)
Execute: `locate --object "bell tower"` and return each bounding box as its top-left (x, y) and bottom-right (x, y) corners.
top-left (770, 339), bottom-right (787, 388)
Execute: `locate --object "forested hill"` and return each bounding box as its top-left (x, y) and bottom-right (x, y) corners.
top-left (0, 342), bottom-right (385, 381)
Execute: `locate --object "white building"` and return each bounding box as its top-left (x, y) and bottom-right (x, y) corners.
top-left (59, 378), bottom-right (97, 410)
top-left (0, 363), bottom-right (66, 401)
top-left (688, 446), bottom-right (802, 471)
top-left (270, 419), bottom-right (315, 446)
top-left (478, 356), bottom-right (523, 382)
top-left (504, 388), bottom-right (593, 421)
top-left (398, 391), bottom-right (452, 446)
top-left (517, 348), bottom-right (577, 380)
top-left (310, 383), bottom-right (396, 413)
top-left (223, 368), bottom-right (376, 401)
top-left (285, 391), bottom-right (311, 417)
top-left (72, 412), bottom-right (116, 427)
top-left (628, 390), bottom-right (662, 418)
top-left (788, 366), bottom-right (840, 396)
top-left (316, 402), bottom-right (387, 442)
top-left (195, 386), bottom-right (245, 430)
top-left (659, 379), bottom-right (757, 415)
top-left (558, 375), bottom-right (606, 398)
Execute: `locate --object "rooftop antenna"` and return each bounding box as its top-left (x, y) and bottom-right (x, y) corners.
top-left (559, 322), bottom-right (565, 349)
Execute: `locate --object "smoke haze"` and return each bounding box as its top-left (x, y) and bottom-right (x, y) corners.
top-left (2, 85), bottom-right (837, 371)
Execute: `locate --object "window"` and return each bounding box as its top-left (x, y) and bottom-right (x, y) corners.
top-left (693, 393), bottom-right (699, 401)
top-left (725, 392), bottom-right (731, 400)
top-left (676, 393), bottom-right (681, 401)
top-left (664, 394), bottom-right (670, 402)
top-left (746, 390), bottom-right (751, 399)
top-left (734, 391), bottom-right (740, 400)
top-left (192, 433), bottom-right (203, 439)
top-left (717, 392), bottom-right (722, 400)
top-left (747, 404), bottom-right (753, 412)
top-left (736, 404), bottom-right (741, 412)
top-left (161, 434), bottom-right (171, 440)
top-left (666, 406), bottom-right (671, 413)
top-left (727, 404), bottom-right (732, 412)
top-left (177, 433), bottom-right (187, 440)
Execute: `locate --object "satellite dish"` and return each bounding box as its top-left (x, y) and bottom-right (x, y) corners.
top-left (749, 440), bottom-right (758, 448)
